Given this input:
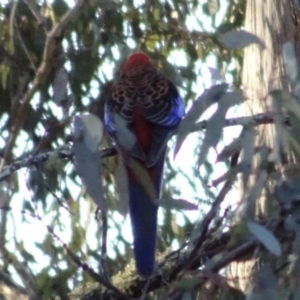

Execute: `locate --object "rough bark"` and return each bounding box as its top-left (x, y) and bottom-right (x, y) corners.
top-left (229, 0), bottom-right (300, 291)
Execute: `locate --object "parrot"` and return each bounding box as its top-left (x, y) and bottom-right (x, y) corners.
top-left (104, 53), bottom-right (185, 277)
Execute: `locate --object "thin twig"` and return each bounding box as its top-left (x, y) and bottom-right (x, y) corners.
top-left (99, 210), bottom-right (111, 282)
top-left (22, 0), bottom-right (48, 25)
top-left (36, 166), bottom-right (74, 214)
top-left (15, 23), bottom-right (37, 71)
top-left (203, 239), bottom-right (257, 272)
top-left (184, 176), bottom-right (237, 271)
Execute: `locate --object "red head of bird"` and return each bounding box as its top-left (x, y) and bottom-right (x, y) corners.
top-left (121, 53), bottom-right (156, 76)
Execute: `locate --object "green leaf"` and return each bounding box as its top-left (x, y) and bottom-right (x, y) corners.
top-left (0, 64), bottom-right (10, 89)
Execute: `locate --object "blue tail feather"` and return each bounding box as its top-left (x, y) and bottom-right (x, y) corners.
top-left (127, 155), bottom-right (164, 277)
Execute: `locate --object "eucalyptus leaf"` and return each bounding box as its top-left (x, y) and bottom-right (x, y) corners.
top-left (218, 30), bottom-right (265, 50)
top-left (248, 221), bottom-right (282, 257)
top-left (53, 67), bottom-right (69, 105)
top-left (73, 113), bottom-right (105, 210)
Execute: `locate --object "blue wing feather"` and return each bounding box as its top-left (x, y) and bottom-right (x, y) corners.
top-left (155, 81), bottom-right (185, 126)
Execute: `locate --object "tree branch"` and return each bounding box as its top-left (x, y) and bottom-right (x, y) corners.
top-left (2, 0), bottom-right (86, 165)
top-left (22, 0), bottom-right (48, 25)
top-left (0, 112), bottom-right (282, 183)
top-left (0, 271), bottom-right (29, 300)
top-left (191, 111), bottom-right (289, 133)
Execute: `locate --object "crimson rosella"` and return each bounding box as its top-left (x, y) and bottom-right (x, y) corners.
top-left (104, 53), bottom-right (185, 277)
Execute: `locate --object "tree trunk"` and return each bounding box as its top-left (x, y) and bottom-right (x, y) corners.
top-left (229, 0), bottom-right (300, 292)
